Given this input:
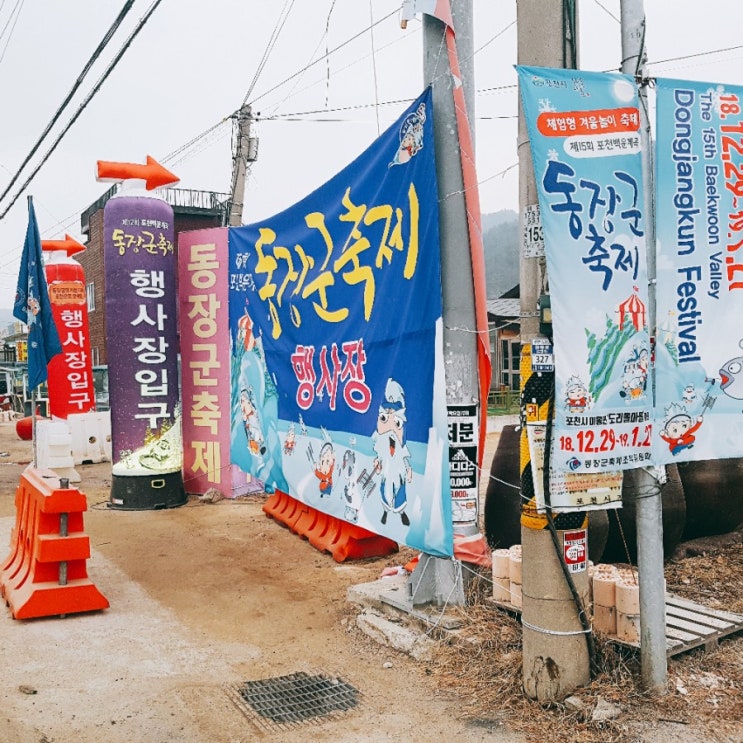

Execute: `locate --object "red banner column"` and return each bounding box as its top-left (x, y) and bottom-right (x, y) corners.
top-left (42, 236), bottom-right (96, 419)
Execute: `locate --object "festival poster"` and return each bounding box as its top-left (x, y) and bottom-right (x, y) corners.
top-left (654, 78), bottom-right (743, 464)
top-left (517, 66), bottom-right (652, 475)
top-left (228, 88), bottom-right (454, 557)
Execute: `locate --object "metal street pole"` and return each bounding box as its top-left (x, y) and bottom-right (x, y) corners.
top-left (620, 0), bottom-right (668, 696)
top-left (413, 0), bottom-right (478, 607)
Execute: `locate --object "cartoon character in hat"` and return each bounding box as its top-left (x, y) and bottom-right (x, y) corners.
top-left (372, 378), bottom-right (412, 526)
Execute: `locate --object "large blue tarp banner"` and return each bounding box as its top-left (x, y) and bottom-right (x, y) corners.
top-left (654, 78), bottom-right (743, 464)
top-left (517, 66), bottom-right (653, 477)
top-left (228, 88), bottom-right (454, 557)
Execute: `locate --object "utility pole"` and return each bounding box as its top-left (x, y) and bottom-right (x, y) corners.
top-left (228, 104), bottom-right (258, 227)
top-left (411, 0), bottom-right (479, 607)
top-left (517, 0), bottom-right (591, 701)
top-left (620, 0), bottom-right (667, 696)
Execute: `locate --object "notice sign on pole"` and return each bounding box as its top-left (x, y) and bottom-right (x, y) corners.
top-left (448, 404), bottom-right (479, 524)
top-left (563, 529), bottom-right (588, 573)
top-left (522, 203), bottom-right (545, 258)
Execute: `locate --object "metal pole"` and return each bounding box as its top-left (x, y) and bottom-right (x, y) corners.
top-left (31, 385), bottom-right (37, 468)
top-left (620, 0), bottom-right (668, 696)
top-left (412, 0), bottom-right (477, 607)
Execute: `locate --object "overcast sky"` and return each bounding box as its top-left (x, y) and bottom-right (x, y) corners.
top-left (0, 0), bottom-right (741, 309)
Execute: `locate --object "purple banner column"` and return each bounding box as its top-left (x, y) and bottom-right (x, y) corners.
top-left (104, 191), bottom-right (185, 509)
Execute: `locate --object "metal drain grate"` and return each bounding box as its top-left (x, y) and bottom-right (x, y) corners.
top-left (225, 671), bottom-right (360, 731)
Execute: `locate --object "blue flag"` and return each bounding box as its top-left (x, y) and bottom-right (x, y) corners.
top-left (13, 196), bottom-right (62, 390)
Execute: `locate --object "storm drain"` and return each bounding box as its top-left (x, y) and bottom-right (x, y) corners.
top-left (225, 671), bottom-right (360, 731)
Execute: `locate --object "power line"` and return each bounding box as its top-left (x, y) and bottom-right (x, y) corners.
top-left (241, 0), bottom-right (296, 107)
top-left (0, 0), bottom-right (165, 221)
top-left (248, 8), bottom-right (398, 108)
top-left (0, 0), bottom-right (24, 68)
top-left (0, 0), bottom-right (136, 208)
top-left (591, 0), bottom-right (620, 24)
top-left (649, 42), bottom-right (743, 68)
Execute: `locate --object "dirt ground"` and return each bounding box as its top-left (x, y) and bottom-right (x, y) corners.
top-left (0, 421), bottom-right (525, 743)
top-left (0, 419), bottom-right (741, 743)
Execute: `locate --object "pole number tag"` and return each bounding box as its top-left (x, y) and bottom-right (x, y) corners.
top-left (531, 341), bottom-right (554, 372)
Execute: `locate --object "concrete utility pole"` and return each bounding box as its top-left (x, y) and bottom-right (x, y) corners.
top-left (412, 0), bottom-right (479, 607)
top-left (517, 0), bottom-right (591, 702)
top-left (620, 0), bottom-right (668, 696)
top-left (228, 104), bottom-right (258, 227)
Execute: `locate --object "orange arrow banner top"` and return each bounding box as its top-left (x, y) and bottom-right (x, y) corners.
top-left (96, 155), bottom-right (179, 190)
top-left (41, 234), bottom-right (86, 256)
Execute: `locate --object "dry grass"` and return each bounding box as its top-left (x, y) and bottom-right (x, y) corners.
top-left (425, 541), bottom-right (743, 743)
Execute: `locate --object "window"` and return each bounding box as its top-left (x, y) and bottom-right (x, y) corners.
top-left (91, 347), bottom-right (100, 366)
top-left (86, 282), bottom-right (95, 311)
top-left (500, 340), bottom-right (521, 391)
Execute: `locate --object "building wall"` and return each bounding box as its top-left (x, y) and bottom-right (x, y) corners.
top-left (78, 208), bottom-right (223, 366)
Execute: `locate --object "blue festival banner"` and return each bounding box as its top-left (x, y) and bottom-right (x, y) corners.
top-left (654, 78), bottom-right (743, 464)
top-left (229, 88), bottom-right (453, 556)
top-left (14, 196), bottom-right (63, 390)
top-left (517, 66), bottom-right (652, 475)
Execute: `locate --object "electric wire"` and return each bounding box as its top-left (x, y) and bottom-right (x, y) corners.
top-left (591, 0), bottom-right (620, 24)
top-left (267, 0), bottom-right (337, 118)
top-left (323, 0), bottom-right (337, 110)
top-left (0, 0), bottom-right (23, 68)
top-left (0, 0), bottom-right (165, 221)
top-left (0, 0), bottom-right (136, 208)
top-left (247, 8), bottom-right (398, 109)
top-left (145, 13), bottom-right (516, 180)
top-left (241, 0), bottom-right (295, 108)
top-left (368, 0), bottom-right (381, 136)
top-left (649, 42), bottom-right (743, 69)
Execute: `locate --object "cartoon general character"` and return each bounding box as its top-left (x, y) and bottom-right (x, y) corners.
top-left (719, 342), bottom-right (743, 399)
top-left (619, 346), bottom-right (648, 402)
top-left (659, 403), bottom-right (703, 456)
top-left (372, 378), bottom-right (412, 526)
top-left (239, 387), bottom-right (266, 456)
top-left (313, 441), bottom-right (335, 496)
top-left (565, 375), bottom-right (590, 413)
top-left (389, 102), bottom-right (426, 167)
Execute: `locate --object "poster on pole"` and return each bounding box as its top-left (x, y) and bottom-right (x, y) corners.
top-left (228, 88), bottom-right (454, 557)
top-left (654, 78), bottom-right (743, 464)
top-left (517, 66), bottom-right (652, 476)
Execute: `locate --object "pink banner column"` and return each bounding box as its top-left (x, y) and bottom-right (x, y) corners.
top-left (178, 228), bottom-right (252, 497)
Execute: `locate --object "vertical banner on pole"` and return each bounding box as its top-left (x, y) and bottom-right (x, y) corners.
top-left (179, 227), bottom-right (254, 497)
top-left (104, 191), bottom-right (185, 510)
top-left (654, 78), bottom-right (743, 464)
top-left (517, 65), bottom-right (652, 479)
top-left (42, 238), bottom-right (96, 418)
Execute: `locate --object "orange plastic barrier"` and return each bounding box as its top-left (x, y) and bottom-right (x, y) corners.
top-left (0, 467), bottom-right (109, 619)
top-left (263, 490), bottom-right (397, 563)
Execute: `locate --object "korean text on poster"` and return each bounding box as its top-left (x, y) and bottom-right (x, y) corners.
top-left (517, 65), bottom-right (652, 475)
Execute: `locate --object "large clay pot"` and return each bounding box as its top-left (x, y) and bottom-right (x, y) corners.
top-left (676, 458), bottom-right (743, 540)
top-left (483, 424), bottom-right (610, 563)
top-left (600, 464), bottom-right (686, 563)
top-left (483, 424), bottom-right (522, 550)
